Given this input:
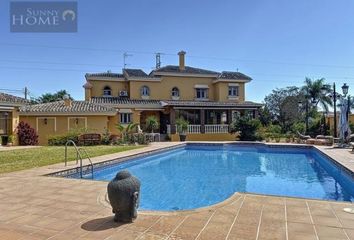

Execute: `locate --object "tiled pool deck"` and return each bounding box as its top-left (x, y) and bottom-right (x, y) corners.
top-left (0, 142), bottom-right (353, 240)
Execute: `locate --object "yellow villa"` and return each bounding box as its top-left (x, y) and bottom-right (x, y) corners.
top-left (0, 92), bottom-right (27, 145)
top-left (19, 51), bottom-right (262, 144)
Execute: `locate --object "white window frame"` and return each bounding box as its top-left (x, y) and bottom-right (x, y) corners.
top-left (228, 86), bottom-right (239, 97)
top-left (120, 113), bottom-right (132, 124)
top-left (171, 87), bottom-right (180, 100)
top-left (140, 86), bottom-right (150, 99)
top-left (103, 86), bottom-right (112, 96)
top-left (195, 88), bottom-right (208, 100)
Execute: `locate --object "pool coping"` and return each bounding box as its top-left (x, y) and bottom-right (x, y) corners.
top-left (47, 141), bottom-right (354, 180)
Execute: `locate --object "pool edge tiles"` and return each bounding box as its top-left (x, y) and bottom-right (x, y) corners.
top-left (47, 143), bottom-right (354, 180)
top-left (47, 142), bottom-right (354, 210)
top-left (46, 143), bottom-right (186, 178)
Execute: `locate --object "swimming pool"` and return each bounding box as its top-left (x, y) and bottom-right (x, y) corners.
top-left (67, 144), bottom-right (354, 210)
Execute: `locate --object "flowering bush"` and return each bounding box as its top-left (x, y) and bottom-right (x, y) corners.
top-left (17, 121), bottom-right (38, 145)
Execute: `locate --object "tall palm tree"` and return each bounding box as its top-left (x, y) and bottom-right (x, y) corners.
top-left (301, 77), bottom-right (333, 112)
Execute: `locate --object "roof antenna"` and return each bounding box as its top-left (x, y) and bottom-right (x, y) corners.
top-left (155, 52), bottom-right (161, 69)
top-left (123, 52), bottom-right (133, 69)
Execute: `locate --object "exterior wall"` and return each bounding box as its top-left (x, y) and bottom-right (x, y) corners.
top-left (88, 80), bottom-right (128, 98)
top-left (170, 133), bottom-right (236, 141)
top-left (20, 115), bottom-right (109, 145)
top-left (214, 82), bottom-right (245, 102)
top-left (326, 114), bottom-right (354, 132)
top-left (87, 76), bottom-right (247, 102)
top-left (129, 76), bottom-right (217, 101)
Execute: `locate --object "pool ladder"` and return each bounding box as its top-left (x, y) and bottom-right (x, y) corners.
top-left (64, 140), bottom-right (94, 179)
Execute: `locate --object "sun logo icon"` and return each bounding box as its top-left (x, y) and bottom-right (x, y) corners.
top-left (62, 10), bottom-right (76, 21)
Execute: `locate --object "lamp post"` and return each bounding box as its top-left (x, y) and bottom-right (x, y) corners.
top-left (341, 83), bottom-right (350, 123)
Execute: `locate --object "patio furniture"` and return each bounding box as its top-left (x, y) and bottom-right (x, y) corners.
top-left (144, 133), bottom-right (160, 142)
top-left (78, 133), bottom-right (101, 145)
top-left (350, 134), bottom-right (354, 152)
top-left (315, 135), bottom-right (334, 146)
top-left (297, 131), bottom-right (312, 143)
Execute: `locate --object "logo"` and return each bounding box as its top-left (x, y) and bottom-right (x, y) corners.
top-left (10, 1), bottom-right (77, 33)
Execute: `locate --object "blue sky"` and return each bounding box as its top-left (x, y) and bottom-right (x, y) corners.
top-left (1, 0), bottom-right (354, 102)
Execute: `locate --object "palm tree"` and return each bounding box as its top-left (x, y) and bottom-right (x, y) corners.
top-left (301, 78), bottom-right (333, 112)
top-left (145, 116), bottom-right (159, 133)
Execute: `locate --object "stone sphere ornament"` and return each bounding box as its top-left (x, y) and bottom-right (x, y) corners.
top-left (107, 170), bottom-right (141, 222)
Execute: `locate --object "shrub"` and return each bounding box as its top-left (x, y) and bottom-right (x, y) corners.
top-left (101, 128), bottom-right (111, 145)
top-left (17, 121), bottom-right (38, 145)
top-left (48, 129), bottom-right (83, 146)
top-left (176, 117), bottom-right (189, 134)
top-left (230, 116), bottom-right (261, 141)
top-left (145, 116), bottom-right (159, 133)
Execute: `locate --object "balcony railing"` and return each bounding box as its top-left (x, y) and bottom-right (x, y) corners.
top-left (167, 124), bottom-right (229, 134)
top-left (205, 124), bottom-right (229, 133)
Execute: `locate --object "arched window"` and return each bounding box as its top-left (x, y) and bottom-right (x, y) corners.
top-left (140, 86), bottom-right (150, 97)
top-left (103, 86), bottom-right (112, 96)
top-left (171, 87), bottom-right (180, 98)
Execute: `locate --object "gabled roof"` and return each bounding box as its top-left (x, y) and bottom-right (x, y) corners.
top-left (0, 92), bottom-right (28, 105)
top-left (20, 100), bottom-right (117, 115)
top-left (85, 72), bottom-right (124, 79)
top-left (123, 69), bottom-right (148, 77)
top-left (218, 71), bottom-right (252, 81)
top-left (151, 65), bottom-right (220, 76)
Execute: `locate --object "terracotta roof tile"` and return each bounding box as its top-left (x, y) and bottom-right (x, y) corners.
top-left (20, 100), bottom-right (116, 114)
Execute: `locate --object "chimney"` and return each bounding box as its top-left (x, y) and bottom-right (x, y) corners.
top-left (178, 50), bottom-right (186, 71)
top-left (63, 94), bottom-right (72, 107)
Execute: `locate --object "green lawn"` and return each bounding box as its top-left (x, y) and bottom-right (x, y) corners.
top-left (0, 145), bottom-right (144, 174)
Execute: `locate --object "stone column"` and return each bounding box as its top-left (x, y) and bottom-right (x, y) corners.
top-left (200, 109), bottom-right (205, 134)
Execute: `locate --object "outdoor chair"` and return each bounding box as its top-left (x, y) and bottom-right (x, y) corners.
top-left (78, 133), bottom-right (101, 145)
top-left (297, 131), bottom-right (312, 143)
top-left (315, 135), bottom-right (334, 146)
top-left (350, 134), bottom-right (354, 152)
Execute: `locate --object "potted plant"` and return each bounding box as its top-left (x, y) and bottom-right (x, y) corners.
top-left (145, 116), bottom-right (159, 133)
top-left (176, 117), bottom-right (189, 141)
top-left (1, 135), bottom-right (9, 146)
top-left (7, 135), bottom-right (15, 146)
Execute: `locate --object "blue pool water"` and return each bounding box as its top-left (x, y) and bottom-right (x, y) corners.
top-left (70, 144), bottom-right (354, 210)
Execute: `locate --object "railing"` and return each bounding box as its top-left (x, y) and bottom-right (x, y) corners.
top-left (65, 140), bottom-right (94, 179)
top-left (166, 124), bottom-right (229, 134)
top-left (205, 124), bottom-right (229, 133)
top-left (188, 125), bottom-right (201, 133)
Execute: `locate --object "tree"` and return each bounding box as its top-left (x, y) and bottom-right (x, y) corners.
top-left (229, 116), bottom-right (261, 141)
top-left (301, 78), bottom-right (332, 112)
top-left (34, 90), bottom-right (73, 104)
top-left (263, 86), bottom-right (301, 131)
top-left (145, 116), bottom-right (159, 133)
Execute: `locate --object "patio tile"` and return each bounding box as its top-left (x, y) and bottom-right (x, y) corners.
top-left (286, 206), bottom-right (312, 224)
top-left (0, 143), bottom-right (354, 240)
top-left (147, 215), bottom-right (185, 236)
top-left (258, 219), bottom-right (286, 240)
top-left (227, 222), bottom-right (258, 240)
top-left (287, 222), bottom-right (317, 240)
top-left (315, 225), bottom-right (348, 240)
top-left (311, 215), bottom-right (342, 228)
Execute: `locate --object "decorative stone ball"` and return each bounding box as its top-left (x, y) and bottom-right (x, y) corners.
top-left (107, 170), bottom-right (141, 222)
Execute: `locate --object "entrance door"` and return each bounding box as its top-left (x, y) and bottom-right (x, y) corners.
top-left (160, 113), bottom-right (170, 134)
